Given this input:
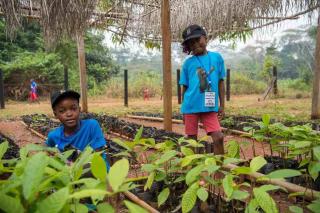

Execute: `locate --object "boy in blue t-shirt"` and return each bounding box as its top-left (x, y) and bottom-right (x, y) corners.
top-left (180, 24), bottom-right (225, 155)
top-left (45, 90), bottom-right (109, 170)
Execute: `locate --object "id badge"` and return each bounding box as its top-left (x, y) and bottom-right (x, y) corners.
top-left (205, 92), bottom-right (215, 107)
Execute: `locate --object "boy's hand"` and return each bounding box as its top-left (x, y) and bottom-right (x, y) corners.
top-left (218, 107), bottom-right (225, 120)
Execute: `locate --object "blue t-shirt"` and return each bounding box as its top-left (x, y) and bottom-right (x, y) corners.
top-left (46, 119), bottom-right (106, 152)
top-left (179, 51), bottom-right (226, 114)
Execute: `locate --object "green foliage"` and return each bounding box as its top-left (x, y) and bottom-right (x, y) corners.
top-left (0, 19), bottom-right (119, 98)
top-left (231, 72), bottom-right (266, 95)
top-left (182, 182), bottom-right (199, 213)
top-left (0, 144), bottom-right (138, 212)
top-left (158, 187), bottom-right (170, 207)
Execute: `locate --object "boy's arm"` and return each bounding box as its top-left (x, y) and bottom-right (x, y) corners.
top-left (218, 80), bottom-right (225, 119)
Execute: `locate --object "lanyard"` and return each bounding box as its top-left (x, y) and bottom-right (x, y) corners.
top-left (195, 53), bottom-right (212, 85)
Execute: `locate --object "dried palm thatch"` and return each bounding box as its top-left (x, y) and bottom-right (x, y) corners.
top-left (0, 0), bottom-right (98, 46)
top-left (116, 0), bottom-right (320, 42)
top-left (0, 0), bottom-right (319, 44)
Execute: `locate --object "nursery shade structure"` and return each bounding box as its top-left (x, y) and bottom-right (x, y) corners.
top-left (1, 1), bottom-right (320, 125)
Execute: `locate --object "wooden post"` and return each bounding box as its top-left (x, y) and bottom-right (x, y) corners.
top-left (124, 69), bottom-right (128, 107)
top-left (76, 32), bottom-right (88, 113)
top-left (161, 0), bottom-right (172, 131)
top-left (272, 66), bottom-right (278, 95)
top-left (312, 12), bottom-right (320, 119)
top-left (0, 69), bottom-right (4, 109)
top-left (64, 64), bottom-right (69, 91)
top-left (226, 68), bottom-right (230, 101)
top-left (177, 69), bottom-right (181, 104)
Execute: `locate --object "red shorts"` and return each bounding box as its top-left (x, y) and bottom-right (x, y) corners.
top-left (30, 92), bottom-right (37, 101)
top-left (184, 112), bottom-right (221, 136)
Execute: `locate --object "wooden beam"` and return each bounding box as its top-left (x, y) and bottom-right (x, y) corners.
top-left (0, 69), bottom-right (5, 109)
top-left (124, 69), bottom-right (128, 107)
top-left (161, 0), bottom-right (172, 131)
top-left (312, 12), bottom-right (320, 119)
top-left (177, 69), bottom-right (181, 104)
top-left (76, 32), bottom-right (88, 113)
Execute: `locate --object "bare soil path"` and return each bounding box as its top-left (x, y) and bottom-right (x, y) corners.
top-left (0, 120), bottom-right (43, 147)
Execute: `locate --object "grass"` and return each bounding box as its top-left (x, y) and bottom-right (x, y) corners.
top-left (0, 95), bottom-right (314, 122)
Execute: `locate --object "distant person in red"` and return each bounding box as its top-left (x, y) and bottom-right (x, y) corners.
top-left (143, 88), bottom-right (150, 101)
top-left (29, 79), bottom-right (38, 102)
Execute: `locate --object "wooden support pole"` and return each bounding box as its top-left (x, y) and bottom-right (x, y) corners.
top-left (161, 0), bottom-right (172, 131)
top-left (76, 32), bottom-right (88, 113)
top-left (0, 69), bottom-right (4, 109)
top-left (226, 68), bottom-right (231, 101)
top-left (312, 12), bottom-right (320, 119)
top-left (177, 69), bottom-right (181, 104)
top-left (272, 66), bottom-right (278, 95)
top-left (124, 69), bottom-right (128, 107)
top-left (64, 64), bottom-right (69, 91)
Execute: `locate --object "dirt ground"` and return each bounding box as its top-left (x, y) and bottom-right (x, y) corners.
top-left (0, 95), bottom-right (312, 121)
top-left (0, 120), bottom-right (43, 147)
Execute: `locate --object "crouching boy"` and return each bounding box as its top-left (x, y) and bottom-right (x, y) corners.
top-left (45, 90), bottom-right (109, 171)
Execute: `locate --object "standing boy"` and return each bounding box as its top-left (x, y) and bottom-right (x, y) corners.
top-left (180, 24), bottom-right (225, 155)
top-left (45, 90), bottom-right (109, 170)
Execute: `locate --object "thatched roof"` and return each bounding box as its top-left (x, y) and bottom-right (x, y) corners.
top-left (0, 0), bottom-right (319, 45)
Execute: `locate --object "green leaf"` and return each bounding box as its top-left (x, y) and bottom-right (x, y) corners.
top-left (226, 140), bottom-right (240, 158)
top-left (158, 188), bottom-right (170, 207)
top-left (259, 184), bottom-right (281, 192)
top-left (223, 174), bottom-right (234, 199)
top-left (181, 146), bottom-right (194, 156)
top-left (207, 165), bottom-right (220, 175)
top-left (186, 164), bottom-right (205, 185)
top-left (197, 187), bottom-right (208, 202)
top-left (111, 138), bottom-right (132, 151)
top-left (124, 200), bottom-right (148, 213)
top-left (253, 188), bottom-right (278, 213)
top-left (314, 146), bottom-right (320, 161)
top-left (181, 154), bottom-right (205, 167)
top-left (97, 203), bottom-right (115, 213)
top-left (23, 152), bottom-right (49, 200)
top-left (289, 206), bottom-right (303, 213)
top-left (245, 199), bottom-right (259, 213)
top-left (134, 126), bottom-right (144, 143)
top-left (0, 193), bottom-right (24, 213)
top-left (266, 169), bottom-right (301, 179)
top-left (262, 114), bottom-right (270, 126)
top-left (155, 150), bottom-right (177, 165)
top-left (174, 175), bottom-right (186, 183)
top-left (184, 139), bottom-right (204, 148)
top-left (108, 158), bottom-right (129, 192)
top-left (308, 161), bottom-right (320, 180)
top-left (308, 200), bottom-right (320, 212)
top-left (141, 164), bottom-right (157, 172)
top-left (69, 189), bottom-right (108, 199)
top-left (91, 154), bottom-right (107, 182)
top-left (291, 141), bottom-right (311, 149)
top-left (70, 203), bottom-right (88, 213)
top-left (37, 187), bottom-right (69, 213)
top-left (144, 171), bottom-right (155, 191)
top-left (223, 158), bottom-right (242, 165)
top-left (250, 156), bottom-right (267, 172)
top-left (182, 182), bottom-right (199, 213)
top-left (232, 167), bottom-right (252, 175)
top-left (230, 190), bottom-right (249, 201)
top-left (0, 141), bottom-right (9, 160)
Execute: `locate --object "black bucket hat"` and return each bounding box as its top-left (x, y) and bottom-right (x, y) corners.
top-left (182, 24), bottom-right (207, 44)
top-left (51, 90), bottom-right (80, 109)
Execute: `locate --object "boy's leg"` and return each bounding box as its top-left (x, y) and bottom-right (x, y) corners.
top-left (200, 112), bottom-right (224, 155)
top-left (184, 114), bottom-right (200, 152)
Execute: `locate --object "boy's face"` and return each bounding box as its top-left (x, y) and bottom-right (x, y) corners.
top-left (187, 35), bottom-right (207, 55)
top-left (53, 98), bottom-right (80, 128)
